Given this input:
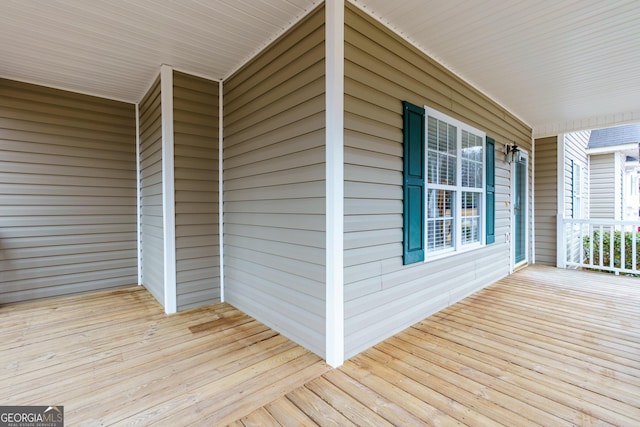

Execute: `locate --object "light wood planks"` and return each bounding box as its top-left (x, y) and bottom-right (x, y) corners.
top-left (2, 265), bottom-right (639, 426)
top-left (241, 265), bottom-right (640, 426)
top-left (0, 286), bottom-right (330, 426)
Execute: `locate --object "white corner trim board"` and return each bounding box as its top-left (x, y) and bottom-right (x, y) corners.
top-left (325, 0), bottom-right (345, 369)
top-left (219, 80), bottom-right (225, 302)
top-left (161, 64), bottom-right (177, 314)
top-left (556, 133), bottom-right (566, 268)
top-left (135, 102), bottom-right (142, 286)
top-left (531, 134), bottom-right (536, 265)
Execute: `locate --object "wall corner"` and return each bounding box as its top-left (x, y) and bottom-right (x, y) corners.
top-left (325, 0), bottom-right (345, 368)
top-left (161, 64), bottom-right (177, 314)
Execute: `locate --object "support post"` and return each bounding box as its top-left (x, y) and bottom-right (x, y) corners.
top-left (325, 0), bottom-right (345, 368)
top-left (161, 64), bottom-right (177, 314)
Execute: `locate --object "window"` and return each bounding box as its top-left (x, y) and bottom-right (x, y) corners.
top-left (628, 174), bottom-right (637, 197)
top-left (402, 101), bottom-right (494, 265)
top-left (572, 161), bottom-right (582, 219)
top-left (425, 108), bottom-right (485, 255)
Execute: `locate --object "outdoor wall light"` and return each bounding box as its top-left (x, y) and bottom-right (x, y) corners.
top-left (506, 143), bottom-right (521, 164)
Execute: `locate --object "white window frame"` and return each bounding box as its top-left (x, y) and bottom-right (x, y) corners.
top-left (572, 161), bottom-right (582, 219)
top-left (424, 106), bottom-right (486, 259)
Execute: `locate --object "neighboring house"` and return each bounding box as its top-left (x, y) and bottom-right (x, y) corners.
top-left (533, 124), bottom-right (640, 268)
top-left (533, 131), bottom-right (590, 266)
top-left (623, 158), bottom-right (640, 221)
top-left (587, 124), bottom-right (640, 221)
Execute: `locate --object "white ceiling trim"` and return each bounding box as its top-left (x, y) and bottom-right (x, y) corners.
top-left (534, 110), bottom-right (640, 138)
top-left (587, 142), bottom-right (639, 155)
top-left (2, 1), bottom-right (639, 132)
top-left (0, 0), bottom-right (322, 103)
top-left (350, 0), bottom-right (640, 136)
top-left (223, 1), bottom-right (324, 81)
top-left (137, 64), bottom-right (222, 109)
top-left (348, 0), bottom-right (531, 127)
top-left (348, 0), bottom-right (532, 129)
top-left (0, 74), bottom-right (136, 105)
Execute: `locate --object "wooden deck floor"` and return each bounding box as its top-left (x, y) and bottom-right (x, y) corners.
top-left (2, 265), bottom-right (639, 426)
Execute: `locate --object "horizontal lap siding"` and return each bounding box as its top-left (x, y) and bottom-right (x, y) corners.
top-left (534, 136), bottom-right (557, 265)
top-left (564, 131), bottom-right (589, 218)
top-left (589, 154), bottom-right (616, 219)
top-left (223, 6), bottom-right (326, 357)
top-left (0, 78), bottom-right (136, 303)
top-left (173, 71), bottom-right (220, 311)
top-left (563, 131), bottom-right (590, 263)
top-left (139, 77), bottom-right (164, 305)
top-left (343, 5), bottom-right (532, 358)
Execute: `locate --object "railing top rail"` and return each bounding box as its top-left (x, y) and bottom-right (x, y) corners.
top-left (562, 218), bottom-right (640, 227)
top-left (561, 217), bottom-right (640, 275)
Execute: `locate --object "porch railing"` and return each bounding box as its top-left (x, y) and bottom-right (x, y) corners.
top-left (559, 218), bottom-right (640, 275)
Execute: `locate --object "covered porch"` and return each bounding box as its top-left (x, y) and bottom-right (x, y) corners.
top-left (3, 265), bottom-right (638, 426)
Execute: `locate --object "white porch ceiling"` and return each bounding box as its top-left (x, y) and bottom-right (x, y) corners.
top-left (1, 1), bottom-right (639, 136)
top-left (0, 0), bottom-right (322, 102)
top-left (351, 0), bottom-right (640, 136)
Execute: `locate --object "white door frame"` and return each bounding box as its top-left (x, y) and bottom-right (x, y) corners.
top-left (511, 150), bottom-right (529, 271)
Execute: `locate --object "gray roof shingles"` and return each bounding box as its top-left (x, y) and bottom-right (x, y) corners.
top-left (588, 124), bottom-right (640, 149)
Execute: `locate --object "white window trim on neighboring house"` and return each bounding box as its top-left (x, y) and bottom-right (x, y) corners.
top-left (424, 107), bottom-right (486, 259)
top-left (572, 161), bottom-right (582, 219)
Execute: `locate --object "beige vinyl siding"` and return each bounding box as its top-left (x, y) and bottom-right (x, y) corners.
top-left (0, 78), bottom-right (136, 303)
top-left (343, 4), bottom-right (532, 358)
top-left (561, 131), bottom-right (590, 265)
top-left (563, 131), bottom-right (590, 218)
top-left (223, 5), bottom-right (326, 357)
top-left (173, 71), bottom-right (220, 311)
top-left (589, 153), bottom-right (617, 219)
top-left (139, 76), bottom-right (164, 305)
top-left (534, 136), bottom-right (557, 265)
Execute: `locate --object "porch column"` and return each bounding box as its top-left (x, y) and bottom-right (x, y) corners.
top-left (325, 0), bottom-right (345, 368)
top-left (161, 64), bottom-right (177, 314)
top-left (556, 133), bottom-right (566, 268)
top-left (218, 80), bottom-right (225, 302)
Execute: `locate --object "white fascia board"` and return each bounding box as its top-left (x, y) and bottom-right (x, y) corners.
top-left (161, 64), bottom-right (177, 314)
top-left (587, 142), bottom-right (638, 155)
top-left (325, 0), bottom-right (345, 369)
top-left (534, 112), bottom-right (640, 139)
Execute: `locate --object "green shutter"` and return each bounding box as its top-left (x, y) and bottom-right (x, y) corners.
top-left (486, 137), bottom-right (496, 244)
top-left (403, 101), bottom-right (425, 264)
